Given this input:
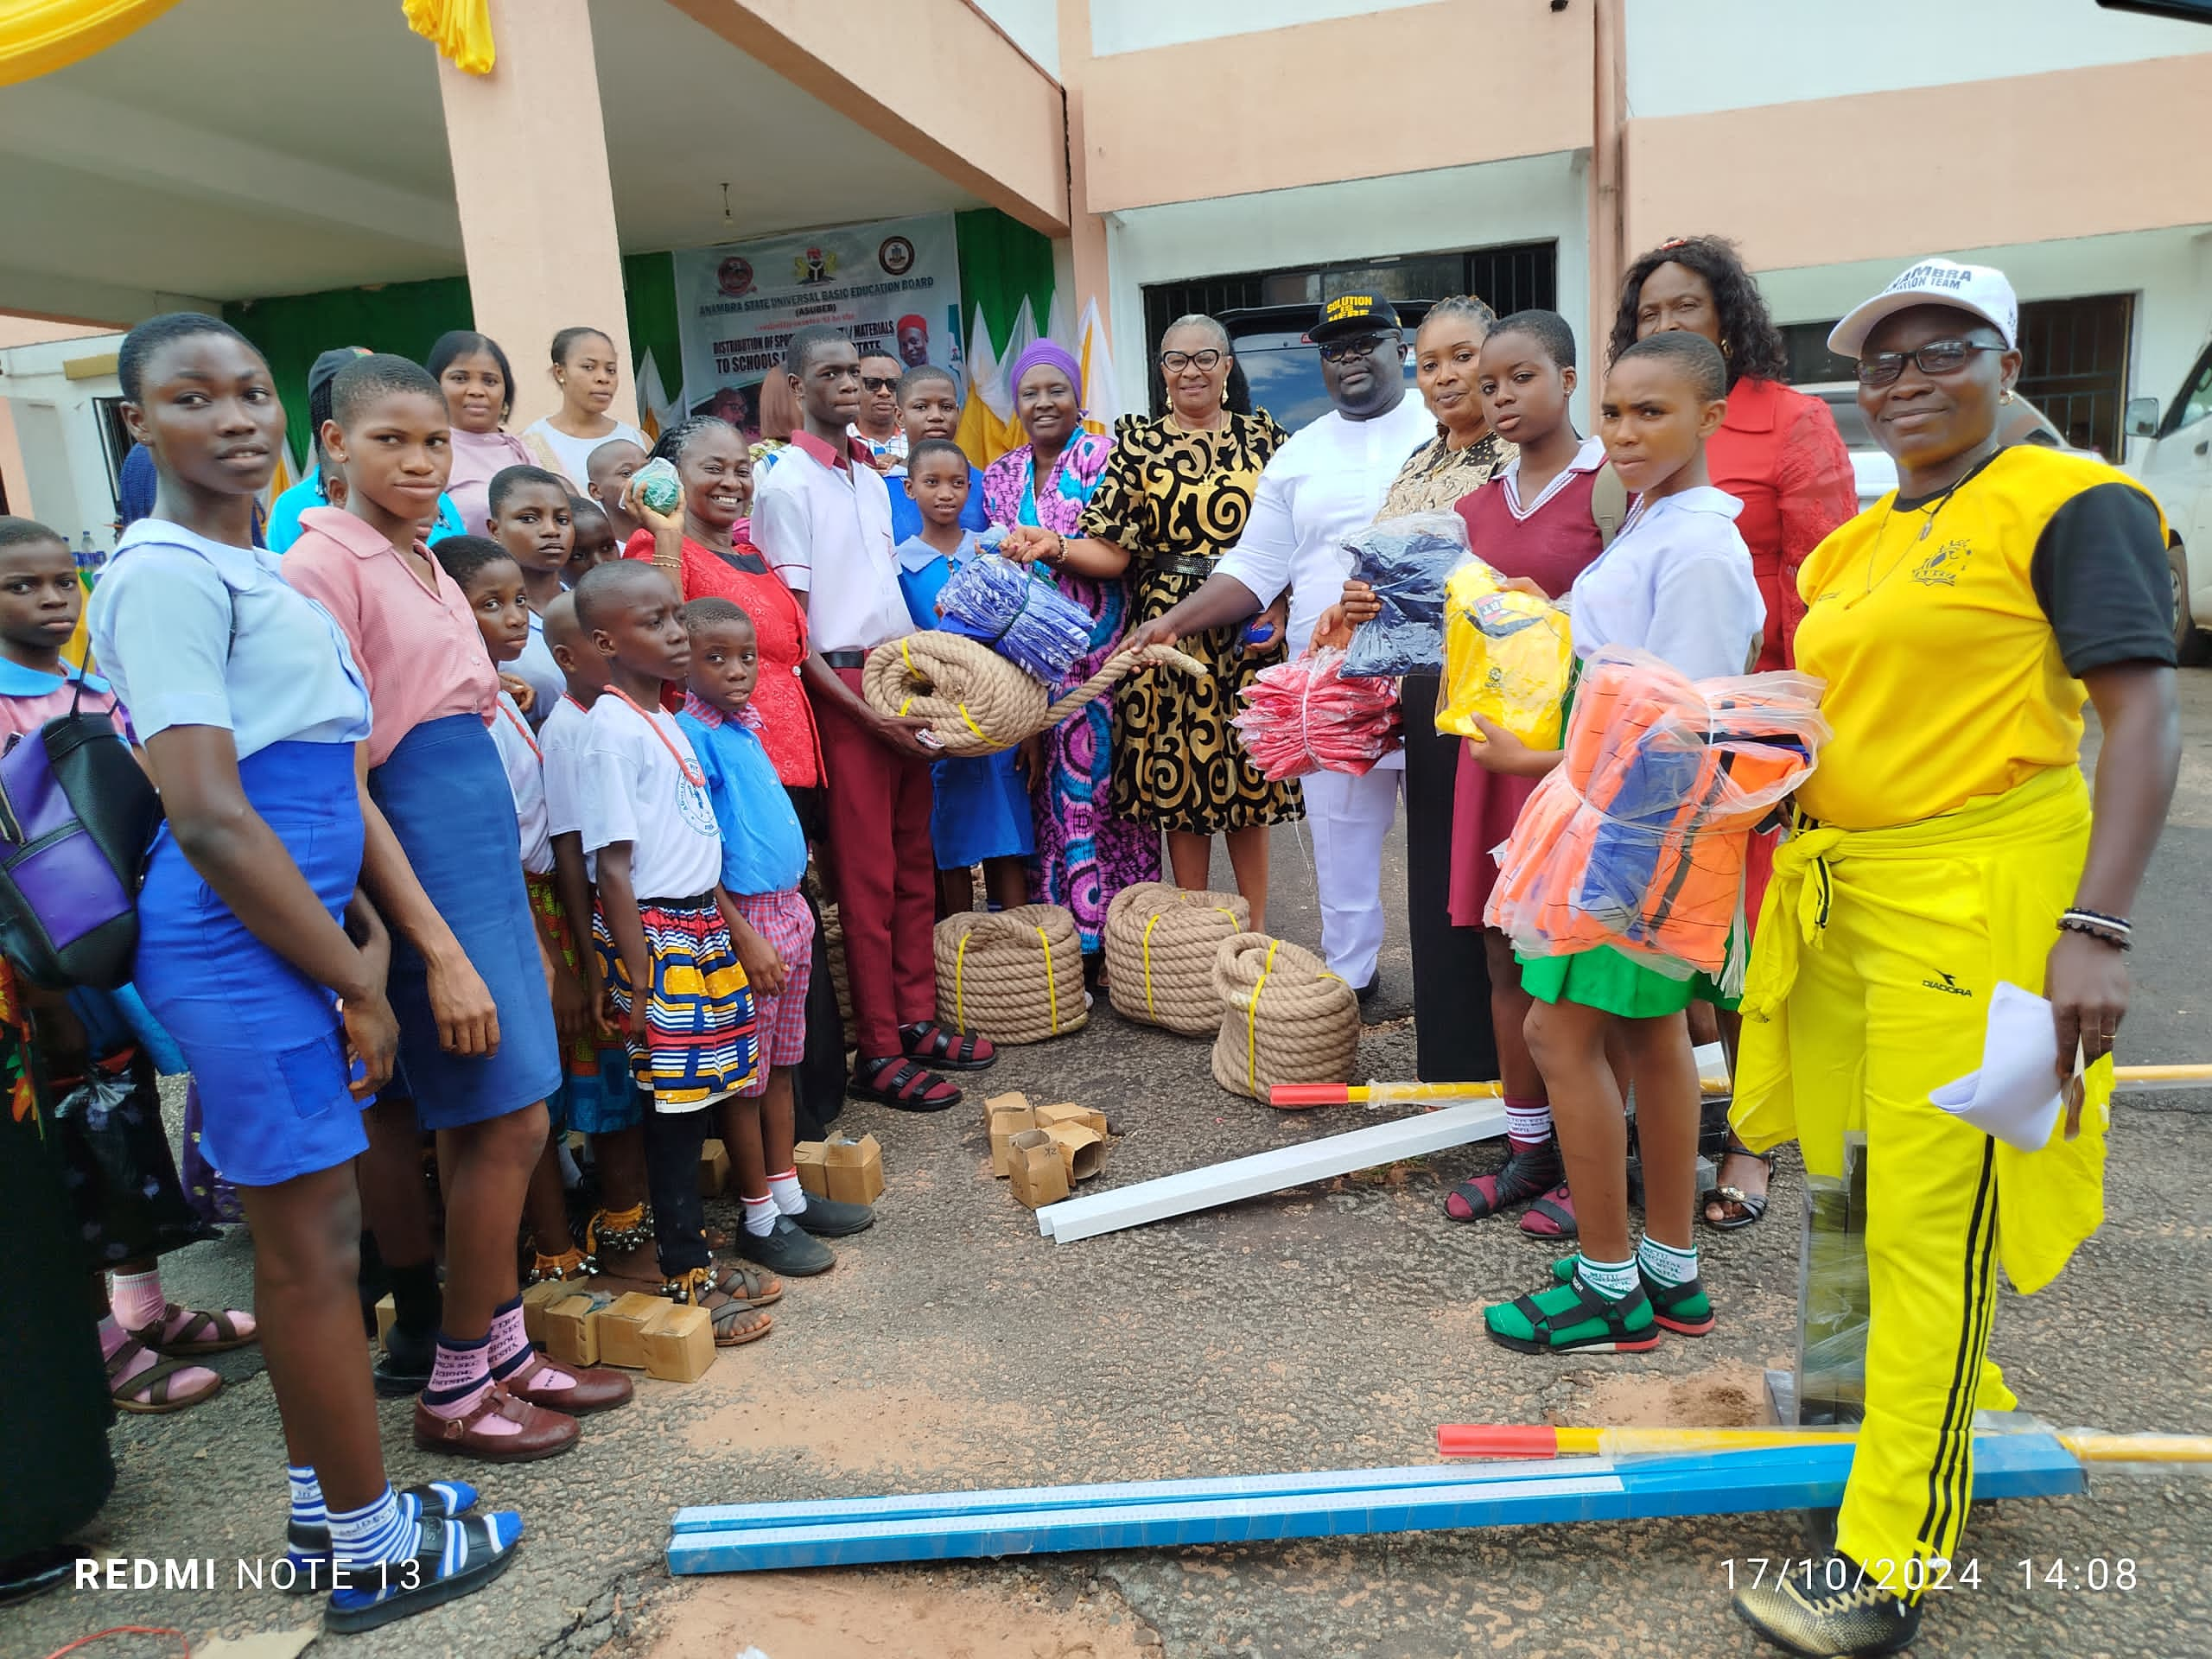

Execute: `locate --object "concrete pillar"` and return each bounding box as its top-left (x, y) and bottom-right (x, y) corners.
top-left (433, 0), bottom-right (634, 430)
top-left (1056, 0), bottom-right (1112, 353)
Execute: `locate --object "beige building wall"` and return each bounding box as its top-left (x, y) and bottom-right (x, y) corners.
top-left (0, 315), bottom-right (116, 521)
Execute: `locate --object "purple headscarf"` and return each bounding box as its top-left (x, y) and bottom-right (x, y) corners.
top-left (1008, 340), bottom-right (1086, 415)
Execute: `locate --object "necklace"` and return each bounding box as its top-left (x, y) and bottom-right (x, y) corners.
top-left (1851, 461), bottom-right (1981, 607)
top-left (607, 686), bottom-right (705, 785)
top-left (497, 696), bottom-right (540, 760)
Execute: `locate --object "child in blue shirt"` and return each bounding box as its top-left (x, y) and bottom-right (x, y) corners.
top-left (895, 438), bottom-right (1035, 916)
top-left (677, 598), bottom-right (874, 1274)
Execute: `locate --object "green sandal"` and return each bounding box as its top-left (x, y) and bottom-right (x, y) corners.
top-left (1548, 1254), bottom-right (1715, 1337)
top-left (1485, 1269), bottom-right (1659, 1355)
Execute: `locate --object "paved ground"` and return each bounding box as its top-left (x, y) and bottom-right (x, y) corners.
top-left (9, 673), bottom-right (2210, 1659)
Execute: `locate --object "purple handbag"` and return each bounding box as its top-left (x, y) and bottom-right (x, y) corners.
top-left (0, 685), bottom-right (160, 990)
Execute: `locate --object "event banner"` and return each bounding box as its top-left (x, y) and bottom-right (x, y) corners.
top-left (671, 213), bottom-right (964, 434)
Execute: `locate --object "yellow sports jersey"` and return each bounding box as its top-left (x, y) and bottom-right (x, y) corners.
top-left (1792, 445), bottom-right (2171, 830)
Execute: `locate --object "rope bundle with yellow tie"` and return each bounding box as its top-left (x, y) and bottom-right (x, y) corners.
top-left (932, 903), bottom-right (1089, 1046)
top-left (861, 630), bottom-right (1207, 759)
top-left (1103, 882), bottom-right (1252, 1036)
top-left (1209, 932), bottom-right (1362, 1101)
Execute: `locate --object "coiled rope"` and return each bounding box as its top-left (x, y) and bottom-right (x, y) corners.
top-left (863, 631), bottom-right (1207, 759)
top-left (934, 903), bottom-right (1089, 1045)
top-left (1208, 931), bottom-right (1361, 1101)
top-left (1103, 882), bottom-right (1251, 1036)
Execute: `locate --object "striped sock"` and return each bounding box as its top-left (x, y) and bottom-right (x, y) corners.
top-left (1576, 1254), bottom-right (1639, 1300)
top-left (1637, 1235), bottom-right (1700, 1287)
top-left (1503, 1096), bottom-right (1552, 1152)
top-left (767, 1169), bottom-right (808, 1216)
top-left (287, 1465), bottom-right (325, 1532)
top-left (484, 1296), bottom-right (531, 1379)
top-left (418, 1331), bottom-right (494, 1421)
top-left (327, 1485), bottom-right (416, 1580)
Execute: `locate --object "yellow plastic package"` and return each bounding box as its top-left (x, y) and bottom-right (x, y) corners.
top-left (1435, 560), bottom-right (1573, 748)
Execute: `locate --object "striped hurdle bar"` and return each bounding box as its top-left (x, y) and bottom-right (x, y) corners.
top-left (665, 1433), bottom-right (2083, 1575)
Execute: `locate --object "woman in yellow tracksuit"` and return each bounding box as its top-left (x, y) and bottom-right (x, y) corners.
top-left (1727, 260), bottom-right (2180, 1659)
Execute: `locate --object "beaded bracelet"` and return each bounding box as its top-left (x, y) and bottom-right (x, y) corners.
top-left (2057, 915), bottom-right (2131, 950)
top-left (2063, 906), bottom-right (2132, 934)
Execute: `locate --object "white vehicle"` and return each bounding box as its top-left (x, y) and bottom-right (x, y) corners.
top-left (2126, 346), bottom-right (2212, 664)
top-left (1800, 381), bottom-right (1898, 511)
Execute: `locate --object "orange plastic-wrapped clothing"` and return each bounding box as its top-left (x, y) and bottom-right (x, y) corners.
top-left (1486, 647), bottom-right (1828, 985)
top-left (1435, 559), bottom-right (1573, 748)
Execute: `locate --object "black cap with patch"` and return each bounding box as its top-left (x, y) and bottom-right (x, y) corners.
top-left (1311, 294), bottom-right (1402, 342)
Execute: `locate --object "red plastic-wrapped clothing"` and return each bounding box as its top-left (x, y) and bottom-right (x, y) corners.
top-left (1230, 648), bottom-right (1402, 782)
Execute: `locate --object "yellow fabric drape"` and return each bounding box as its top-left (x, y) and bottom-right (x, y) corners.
top-left (403, 0), bottom-right (494, 75)
top-left (0, 0), bottom-right (180, 88)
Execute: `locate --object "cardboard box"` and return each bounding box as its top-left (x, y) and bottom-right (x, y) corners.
top-left (982, 1090), bottom-right (1030, 1128)
top-left (823, 1134), bottom-right (884, 1205)
top-left (520, 1278), bottom-right (570, 1346)
top-left (1033, 1102), bottom-right (1108, 1138)
top-left (698, 1137), bottom-right (730, 1198)
top-left (595, 1290), bottom-right (674, 1370)
top-left (988, 1104), bottom-right (1038, 1177)
top-left (1044, 1122), bottom-right (1107, 1183)
top-left (1006, 1128), bottom-right (1070, 1209)
top-left (373, 1294), bottom-right (397, 1349)
top-left (543, 1290), bottom-right (611, 1367)
top-left (793, 1140), bottom-right (830, 1198)
top-left (641, 1304), bottom-right (716, 1382)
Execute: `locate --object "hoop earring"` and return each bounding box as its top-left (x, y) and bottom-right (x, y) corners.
top-left (2000, 390), bottom-right (2015, 404)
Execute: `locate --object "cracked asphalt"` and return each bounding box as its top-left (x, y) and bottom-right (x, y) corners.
top-left (7, 675), bottom-right (2209, 1659)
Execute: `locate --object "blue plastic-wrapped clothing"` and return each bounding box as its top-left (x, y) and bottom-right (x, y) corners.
top-left (936, 544), bottom-right (1097, 684)
top-left (1340, 512), bottom-right (1472, 679)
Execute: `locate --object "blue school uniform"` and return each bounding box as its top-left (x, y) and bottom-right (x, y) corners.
top-left (675, 700), bottom-right (808, 898)
top-left (888, 462), bottom-right (990, 545)
top-left (894, 530), bottom-right (1035, 869)
top-left (88, 521), bottom-right (375, 1187)
top-left (264, 474), bottom-right (465, 555)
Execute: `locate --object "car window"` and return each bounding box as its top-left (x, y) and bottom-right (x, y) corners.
top-left (2171, 344), bottom-right (2212, 435)
top-left (1814, 389), bottom-right (1876, 448)
top-left (1229, 331), bottom-right (1421, 434)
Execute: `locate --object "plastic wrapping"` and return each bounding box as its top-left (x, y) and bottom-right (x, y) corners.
top-left (935, 545), bottom-right (1096, 685)
top-left (1229, 647), bottom-right (1402, 781)
top-left (1795, 1135), bottom-right (1868, 1428)
top-left (1486, 647), bottom-right (1830, 982)
top-left (632, 456), bottom-right (682, 515)
top-left (1339, 512), bottom-right (1471, 679)
top-left (52, 1051), bottom-right (219, 1268)
top-left (1435, 559), bottom-right (1573, 747)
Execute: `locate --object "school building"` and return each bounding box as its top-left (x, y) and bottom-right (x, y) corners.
top-left (4, 0), bottom-right (2212, 540)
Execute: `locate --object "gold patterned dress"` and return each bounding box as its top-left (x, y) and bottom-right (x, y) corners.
top-left (1079, 411), bottom-right (1305, 835)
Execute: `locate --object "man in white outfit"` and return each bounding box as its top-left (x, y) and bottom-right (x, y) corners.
top-left (1125, 295), bottom-right (1433, 994)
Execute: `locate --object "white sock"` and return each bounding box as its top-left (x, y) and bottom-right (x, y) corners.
top-left (1575, 1254), bottom-right (1639, 1300)
top-left (1637, 1236), bottom-right (1700, 1287)
top-left (110, 1266), bottom-right (166, 1332)
top-left (741, 1194), bottom-right (779, 1237)
top-left (767, 1169), bottom-right (808, 1215)
top-left (556, 1141), bottom-right (583, 1190)
top-left (1503, 1098), bottom-right (1553, 1144)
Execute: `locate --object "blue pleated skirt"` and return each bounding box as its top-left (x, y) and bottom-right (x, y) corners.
top-left (133, 740), bottom-right (367, 1187)
top-left (368, 714), bottom-right (562, 1128)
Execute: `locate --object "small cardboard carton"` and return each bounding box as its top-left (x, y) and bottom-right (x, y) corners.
top-left (543, 1290), bottom-right (610, 1367)
top-left (982, 1090), bottom-right (1030, 1129)
top-left (823, 1134), bottom-right (884, 1205)
top-left (373, 1294), bottom-right (397, 1349)
top-left (1006, 1128), bottom-right (1070, 1209)
top-left (1033, 1102), bottom-right (1108, 1138)
top-left (1044, 1122), bottom-right (1107, 1183)
top-left (641, 1304), bottom-right (716, 1382)
top-left (595, 1290), bottom-right (674, 1370)
top-left (698, 1138), bottom-right (729, 1198)
top-left (793, 1139), bottom-right (830, 1198)
top-left (520, 1278), bottom-right (571, 1345)
top-left (988, 1104), bottom-right (1038, 1177)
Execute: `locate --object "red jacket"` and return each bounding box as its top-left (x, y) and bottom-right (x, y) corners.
top-left (1707, 377), bottom-right (1857, 671)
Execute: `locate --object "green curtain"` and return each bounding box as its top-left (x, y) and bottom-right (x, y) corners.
top-left (225, 277), bottom-right (474, 469)
top-left (955, 208), bottom-right (1055, 359)
top-left (621, 250), bottom-right (681, 410)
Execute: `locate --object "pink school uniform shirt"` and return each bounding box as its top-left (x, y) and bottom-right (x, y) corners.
top-left (282, 505), bottom-right (497, 766)
top-left (0, 659), bottom-right (120, 741)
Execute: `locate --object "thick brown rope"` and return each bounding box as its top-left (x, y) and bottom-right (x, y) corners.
top-left (1103, 881), bottom-right (1253, 1035)
top-left (863, 631), bottom-right (1206, 759)
top-left (933, 904), bottom-right (1089, 1046)
top-left (1209, 931), bottom-right (1361, 1100)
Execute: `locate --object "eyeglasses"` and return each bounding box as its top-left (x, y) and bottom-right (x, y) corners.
top-left (1855, 339), bottom-right (2004, 387)
top-left (861, 376), bottom-right (899, 393)
top-left (1159, 349), bottom-right (1224, 374)
top-left (1318, 334), bottom-right (1393, 363)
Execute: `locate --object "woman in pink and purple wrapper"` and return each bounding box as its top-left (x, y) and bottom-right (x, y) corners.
top-left (986, 341), bottom-right (1160, 969)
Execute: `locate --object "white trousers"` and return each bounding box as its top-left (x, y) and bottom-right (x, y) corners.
top-left (1300, 763), bottom-right (1402, 988)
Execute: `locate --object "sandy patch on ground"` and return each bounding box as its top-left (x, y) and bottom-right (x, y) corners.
top-left (1566, 1359), bottom-right (1777, 1429)
top-left (643, 1568), bottom-right (1155, 1659)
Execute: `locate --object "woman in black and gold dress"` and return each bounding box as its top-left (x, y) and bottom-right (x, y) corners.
top-left (1066, 315), bottom-right (1302, 929)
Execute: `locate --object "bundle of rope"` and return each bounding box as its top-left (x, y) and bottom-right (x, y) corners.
top-left (933, 903), bottom-right (1089, 1046)
top-left (1209, 932), bottom-right (1361, 1102)
top-left (863, 630), bottom-right (1206, 760)
top-left (1103, 882), bottom-right (1252, 1035)
top-left (819, 899), bottom-right (855, 1045)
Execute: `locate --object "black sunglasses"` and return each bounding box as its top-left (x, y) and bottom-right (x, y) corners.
top-left (1318, 334), bottom-right (1397, 364)
top-left (1855, 339), bottom-right (2005, 387)
top-left (860, 375), bottom-right (899, 393)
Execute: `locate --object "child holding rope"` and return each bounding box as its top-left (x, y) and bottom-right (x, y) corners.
top-left (1469, 331), bottom-right (1763, 1356)
top-left (678, 598), bottom-right (874, 1276)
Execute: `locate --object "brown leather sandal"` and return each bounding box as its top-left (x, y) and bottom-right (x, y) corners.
top-left (131, 1301), bottom-right (257, 1357)
top-left (666, 1267), bottom-right (772, 1346)
top-left (410, 1381), bottom-right (579, 1462)
top-left (107, 1335), bottom-right (220, 1414)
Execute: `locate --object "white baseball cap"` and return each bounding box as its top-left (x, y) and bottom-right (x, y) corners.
top-left (1827, 259), bottom-right (2018, 358)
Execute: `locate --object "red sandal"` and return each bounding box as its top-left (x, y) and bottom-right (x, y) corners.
top-left (899, 1020), bottom-right (996, 1072)
top-left (849, 1055), bottom-right (961, 1112)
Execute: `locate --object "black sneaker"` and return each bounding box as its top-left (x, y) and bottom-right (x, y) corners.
top-left (734, 1213), bottom-right (836, 1276)
top-left (1733, 1555), bottom-right (1922, 1656)
top-left (791, 1195), bottom-right (874, 1237)
top-left (373, 1325), bottom-right (436, 1398)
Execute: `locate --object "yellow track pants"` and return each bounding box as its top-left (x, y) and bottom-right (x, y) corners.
top-left (1732, 766), bottom-right (2106, 1599)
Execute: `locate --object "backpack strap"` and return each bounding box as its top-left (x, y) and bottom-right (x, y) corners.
top-left (1589, 463), bottom-right (1628, 548)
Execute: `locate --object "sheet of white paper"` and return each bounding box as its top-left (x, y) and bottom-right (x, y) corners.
top-left (1929, 980), bottom-right (2063, 1151)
